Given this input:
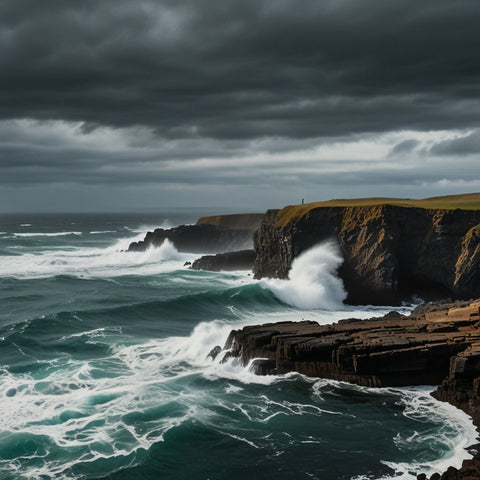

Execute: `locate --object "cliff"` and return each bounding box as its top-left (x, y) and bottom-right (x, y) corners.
top-left (129, 213), bottom-right (264, 254)
top-left (254, 203), bottom-right (480, 304)
top-left (215, 300), bottom-right (480, 479)
top-left (191, 250), bottom-right (255, 272)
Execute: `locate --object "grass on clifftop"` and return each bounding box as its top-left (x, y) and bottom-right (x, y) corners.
top-left (276, 193), bottom-right (480, 227)
top-left (196, 213), bottom-right (264, 230)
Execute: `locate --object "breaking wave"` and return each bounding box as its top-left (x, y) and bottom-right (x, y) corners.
top-left (1, 316), bottom-right (476, 480)
top-left (0, 238), bottom-right (196, 280)
top-left (262, 242), bottom-right (347, 310)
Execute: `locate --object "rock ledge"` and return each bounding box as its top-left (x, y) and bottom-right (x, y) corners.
top-left (217, 300), bottom-right (480, 479)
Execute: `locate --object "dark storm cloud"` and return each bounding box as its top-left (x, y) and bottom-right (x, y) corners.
top-left (1, 0), bottom-right (480, 140)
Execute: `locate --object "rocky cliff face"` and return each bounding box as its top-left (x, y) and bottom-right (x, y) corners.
top-left (254, 205), bottom-right (480, 304)
top-left (129, 213), bottom-right (264, 254)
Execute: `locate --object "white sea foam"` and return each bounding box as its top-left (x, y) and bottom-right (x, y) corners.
top-left (0, 314), bottom-right (477, 480)
top-left (261, 241), bottom-right (347, 310)
top-left (0, 319), bottom-right (244, 478)
top-left (340, 383), bottom-right (478, 480)
top-left (0, 237), bottom-right (197, 279)
top-left (20, 223), bottom-right (32, 227)
top-left (13, 231), bottom-right (82, 237)
top-left (380, 387), bottom-right (478, 479)
top-left (89, 230), bottom-right (117, 234)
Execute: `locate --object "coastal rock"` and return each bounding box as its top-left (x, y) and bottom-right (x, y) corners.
top-left (222, 301), bottom-right (480, 387)
top-left (221, 300), bottom-right (480, 480)
top-left (223, 302), bottom-right (480, 387)
top-left (248, 358), bottom-right (276, 375)
top-left (207, 345), bottom-right (222, 361)
top-left (129, 213), bottom-right (264, 254)
top-left (253, 205), bottom-right (480, 304)
top-left (191, 250), bottom-right (255, 272)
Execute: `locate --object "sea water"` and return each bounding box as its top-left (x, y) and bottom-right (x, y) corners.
top-left (0, 213), bottom-right (477, 480)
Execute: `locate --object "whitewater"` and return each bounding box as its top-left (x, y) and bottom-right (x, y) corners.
top-left (0, 213), bottom-right (477, 480)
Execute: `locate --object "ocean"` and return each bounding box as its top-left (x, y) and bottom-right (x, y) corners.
top-left (0, 213), bottom-right (477, 480)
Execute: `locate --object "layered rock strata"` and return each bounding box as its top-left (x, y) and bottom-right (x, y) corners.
top-left (253, 205), bottom-right (480, 304)
top-left (217, 300), bottom-right (480, 479)
top-left (129, 213), bottom-right (263, 254)
top-left (223, 301), bottom-right (480, 386)
top-left (191, 250), bottom-right (255, 272)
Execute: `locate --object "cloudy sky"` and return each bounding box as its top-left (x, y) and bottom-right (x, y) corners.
top-left (1, 0), bottom-right (480, 212)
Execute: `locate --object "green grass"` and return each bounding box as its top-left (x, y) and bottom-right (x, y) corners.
top-left (276, 193), bottom-right (480, 227)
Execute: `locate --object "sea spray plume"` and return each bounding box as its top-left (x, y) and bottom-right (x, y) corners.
top-left (261, 241), bottom-right (347, 310)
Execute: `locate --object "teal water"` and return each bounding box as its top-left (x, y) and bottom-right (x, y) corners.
top-left (0, 214), bottom-right (477, 480)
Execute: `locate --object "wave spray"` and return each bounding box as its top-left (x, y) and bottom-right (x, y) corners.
top-left (262, 241), bottom-right (347, 310)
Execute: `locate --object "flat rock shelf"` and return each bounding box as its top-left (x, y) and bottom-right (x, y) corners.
top-left (215, 300), bottom-right (480, 480)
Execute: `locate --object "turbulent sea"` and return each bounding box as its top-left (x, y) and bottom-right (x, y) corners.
top-left (0, 213), bottom-right (477, 480)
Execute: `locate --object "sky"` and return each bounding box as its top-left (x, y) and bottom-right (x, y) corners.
top-left (1, 0), bottom-right (480, 213)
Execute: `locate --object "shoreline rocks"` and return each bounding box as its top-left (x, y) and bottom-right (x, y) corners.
top-left (222, 301), bottom-right (480, 386)
top-left (216, 300), bottom-right (480, 479)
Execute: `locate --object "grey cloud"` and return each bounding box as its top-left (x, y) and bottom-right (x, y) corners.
top-left (1, 0), bottom-right (480, 140)
top-left (1, 0), bottom-right (480, 212)
top-left (388, 140), bottom-right (420, 156)
top-left (430, 130), bottom-right (480, 156)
